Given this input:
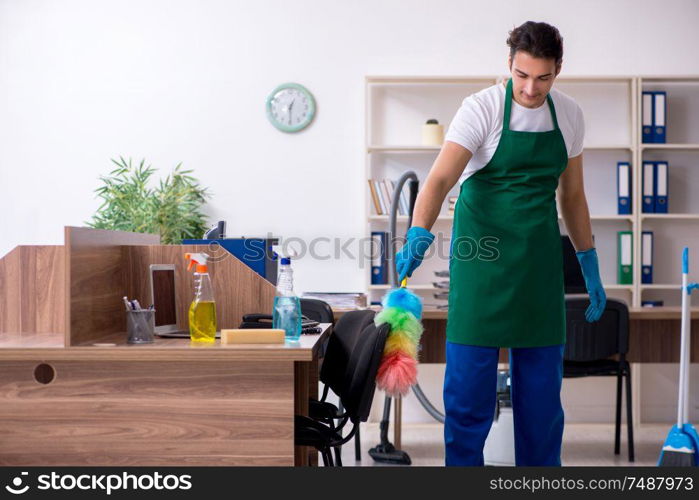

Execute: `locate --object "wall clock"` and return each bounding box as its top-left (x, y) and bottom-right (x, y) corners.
top-left (266, 82), bottom-right (316, 133)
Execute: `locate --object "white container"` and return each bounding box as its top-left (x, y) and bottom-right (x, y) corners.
top-left (422, 119), bottom-right (444, 146)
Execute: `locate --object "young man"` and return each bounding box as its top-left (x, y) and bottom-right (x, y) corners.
top-left (395, 21), bottom-right (606, 466)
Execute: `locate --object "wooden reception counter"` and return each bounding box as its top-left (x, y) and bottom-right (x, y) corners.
top-left (0, 327), bottom-right (330, 466)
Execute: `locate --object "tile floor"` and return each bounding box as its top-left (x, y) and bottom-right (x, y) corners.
top-left (327, 422), bottom-right (668, 466)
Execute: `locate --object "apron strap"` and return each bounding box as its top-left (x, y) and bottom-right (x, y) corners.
top-left (546, 94), bottom-right (560, 131)
top-left (504, 78), bottom-right (561, 132)
top-left (503, 78), bottom-right (514, 132)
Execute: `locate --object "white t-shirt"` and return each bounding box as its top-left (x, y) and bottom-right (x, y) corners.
top-left (445, 81), bottom-right (585, 183)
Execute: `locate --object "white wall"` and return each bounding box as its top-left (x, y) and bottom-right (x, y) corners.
top-left (2, 0), bottom-right (699, 294)
top-left (2, 0), bottom-right (698, 425)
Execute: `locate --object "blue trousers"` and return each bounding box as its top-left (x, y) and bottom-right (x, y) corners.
top-left (443, 342), bottom-right (565, 466)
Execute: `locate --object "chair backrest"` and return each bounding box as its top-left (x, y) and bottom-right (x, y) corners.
top-left (341, 321), bottom-right (390, 423)
top-left (300, 298), bottom-right (335, 325)
top-left (319, 309), bottom-right (376, 397)
top-left (564, 297), bottom-right (629, 361)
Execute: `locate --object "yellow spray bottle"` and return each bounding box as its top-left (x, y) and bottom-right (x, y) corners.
top-left (185, 252), bottom-right (217, 343)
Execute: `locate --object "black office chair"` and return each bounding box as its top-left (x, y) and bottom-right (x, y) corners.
top-left (300, 298), bottom-right (335, 326)
top-left (307, 309), bottom-right (376, 465)
top-left (295, 320), bottom-right (389, 466)
top-left (300, 297), bottom-right (335, 360)
top-left (563, 298), bottom-right (634, 462)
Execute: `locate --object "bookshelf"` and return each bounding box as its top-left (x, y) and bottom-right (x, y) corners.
top-left (637, 77), bottom-right (699, 308)
top-left (365, 75), bottom-right (699, 309)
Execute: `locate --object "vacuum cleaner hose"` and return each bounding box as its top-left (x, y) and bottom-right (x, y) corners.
top-left (390, 171), bottom-right (447, 418)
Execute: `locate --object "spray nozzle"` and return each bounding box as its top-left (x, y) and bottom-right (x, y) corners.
top-left (185, 252), bottom-right (210, 273)
top-left (271, 245), bottom-right (299, 265)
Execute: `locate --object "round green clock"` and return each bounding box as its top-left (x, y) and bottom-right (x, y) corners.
top-left (266, 82), bottom-right (316, 133)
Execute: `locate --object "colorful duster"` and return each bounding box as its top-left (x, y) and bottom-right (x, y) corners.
top-left (374, 281), bottom-right (424, 397)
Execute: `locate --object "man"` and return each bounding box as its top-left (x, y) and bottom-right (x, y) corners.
top-left (395, 21), bottom-right (606, 466)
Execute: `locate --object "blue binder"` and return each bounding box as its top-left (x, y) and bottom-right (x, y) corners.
top-left (371, 231), bottom-right (388, 285)
top-left (642, 231), bottom-right (653, 284)
top-left (654, 161), bottom-right (669, 213)
top-left (617, 162), bottom-right (631, 214)
top-left (653, 91), bottom-right (667, 143)
top-left (642, 161), bottom-right (655, 213)
top-left (642, 91), bottom-right (654, 143)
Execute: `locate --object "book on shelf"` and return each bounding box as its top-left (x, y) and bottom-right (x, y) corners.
top-left (642, 161), bottom-right (655, 213)
top-left (642, 231), bottom-right (654, 284)
top-left (368, 180), bottom-right (383, 215)
top-left (617, 231), bottom-right (633, 285)
top-left (371, 231), bottom-right (388, 285)
top-left (379, 180), bottom-right (392, 215)
top-left (655, 161), bottom-right (668, 213)
top-left (617, 162), bottom-right (631, 215)
top-left (368, 177), bottom-right (410, 216)
top-left (389, 179), bottom-right (410, 215)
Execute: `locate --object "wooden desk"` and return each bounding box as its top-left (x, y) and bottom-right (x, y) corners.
top-left (0, 324), bottom-right (331, 466)
top-left (0, 227), bottom-right (332, 466)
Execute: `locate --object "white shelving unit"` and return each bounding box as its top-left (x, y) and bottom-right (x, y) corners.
top-left (637, 76), bottom-right (699, 307)
top-left (365, 75), bottom-right (699, 309)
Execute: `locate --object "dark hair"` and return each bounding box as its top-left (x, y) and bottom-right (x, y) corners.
top-left (507, 21), bottom-right (563, 66)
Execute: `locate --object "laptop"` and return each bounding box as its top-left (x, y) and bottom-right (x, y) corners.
top-left (149, 264), bottom-right (220, 338)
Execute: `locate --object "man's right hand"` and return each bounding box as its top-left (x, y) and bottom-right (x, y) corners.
top-left (395, 226), bottom-right (435, 282)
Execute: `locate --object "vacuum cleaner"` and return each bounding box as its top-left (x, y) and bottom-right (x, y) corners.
top-left (369, 171), bottom-right (446, 465)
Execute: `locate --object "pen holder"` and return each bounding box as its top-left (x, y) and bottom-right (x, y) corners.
top-left (126, 310), bottom-right (156, 344)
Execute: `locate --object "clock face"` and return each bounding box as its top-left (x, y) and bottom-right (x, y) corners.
top-left (266, 83), bottom-right (316, 132)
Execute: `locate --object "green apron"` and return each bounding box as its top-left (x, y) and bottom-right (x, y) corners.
top-left (446, 78), bottom-right (568, 348)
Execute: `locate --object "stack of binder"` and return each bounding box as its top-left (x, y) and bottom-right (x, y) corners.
top-left (642, 91), bottom-right (667, 143)
top-left (301, 292), bottom-right (367, 309)
top-left (617, 231), bottom-right (655, 285)
top-left (642, 161), bottom-right (669, 213)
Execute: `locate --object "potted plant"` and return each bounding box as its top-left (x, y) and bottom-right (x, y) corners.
top-left (87, 157), bottom-right (211, 244)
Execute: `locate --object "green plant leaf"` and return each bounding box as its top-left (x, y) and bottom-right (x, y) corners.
top-left (87, 157), bottom-right (211, 244)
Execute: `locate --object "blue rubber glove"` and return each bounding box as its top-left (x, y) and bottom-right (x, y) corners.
top-left (576, 247), bottom-right (607, 322)
top-left (395, 226), bottom-right (435, 282)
